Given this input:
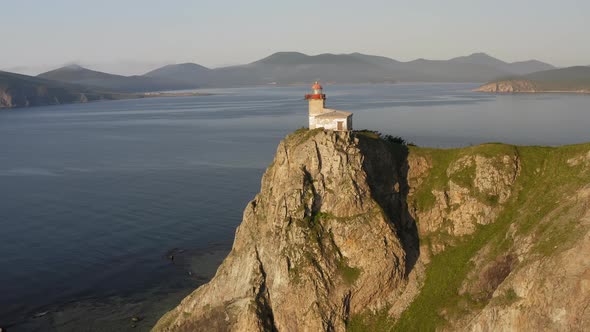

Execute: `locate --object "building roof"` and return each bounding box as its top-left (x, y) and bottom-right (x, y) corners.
top-left (314, 109), bottom-right (352, 119)
top-left (312, 82), bottom-right (323, 90)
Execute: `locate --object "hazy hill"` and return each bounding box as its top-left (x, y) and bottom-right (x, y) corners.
top-left (241, 51), bottom-right (555, 84)
top-left (450, 52), bottom-right (555, 75)
top-left (143, 63), bottom-right (212, 86)
top-left (525, 65), bottom-right (590, 83)
top-left (253, 52), bottom-right (368, 65)
top-left (348, 52), bottom-right (402, 67)
top-left (476, 66), bottom-right (590, 93)
top-left (0, 71), bottom-right (131, 108)
top-left (393, 53), bottom-right (554, 82)
top-left (142, 52), bottom-right (556, 87)
top-left (38, 65), bottom-right (197, 93)
top-left (450, 52), bottom-right (509, 67)
top-left (32, 52), bottom-right (558, 91)
top-left (246, 52), bottom-right (396, 84)
top-left (143, 52), bottom-right (396, 87)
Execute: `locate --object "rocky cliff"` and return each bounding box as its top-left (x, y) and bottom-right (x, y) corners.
top-left (474, 80), bottom-right (539, 93)
top-left (153, 129), bottom-right (416, 331)
top-left (154, 130), bottom-right (590, 331)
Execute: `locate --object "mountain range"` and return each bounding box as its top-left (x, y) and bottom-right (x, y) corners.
top-left (37, 64), bottom-right (198, 93)
top-left (3, 52), bottom-right (586, 108)
top-left (35, 52), bottom-right (556, 91)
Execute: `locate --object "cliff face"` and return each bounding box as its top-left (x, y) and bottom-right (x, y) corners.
top-left (154, 130), bottom-right (590, 332)
top-left (397, 144), bottom-right (590, 331)
top-left (154, 129), bottom-right (415, 331)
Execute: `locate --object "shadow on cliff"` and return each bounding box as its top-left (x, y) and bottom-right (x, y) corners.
top-left (356, 133), bottom-right (420, 276)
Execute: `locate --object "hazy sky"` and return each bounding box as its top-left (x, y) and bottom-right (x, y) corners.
top-left (2, 0), bottom-right (588, 74)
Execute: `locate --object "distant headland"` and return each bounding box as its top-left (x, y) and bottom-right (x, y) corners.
top-left (0, 70), bottom-right (211, 109)
top-left (475, 66), bottom-right (590, 94)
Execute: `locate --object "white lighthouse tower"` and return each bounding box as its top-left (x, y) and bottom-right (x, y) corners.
top-left (304, 82), bottom-right (352, 131)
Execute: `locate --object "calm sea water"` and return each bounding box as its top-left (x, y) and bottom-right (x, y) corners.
top-left (1, 83), bottom-right (590, 330)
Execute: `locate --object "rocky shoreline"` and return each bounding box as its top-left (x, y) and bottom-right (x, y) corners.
top-left (475, 79), bottom-right (590, 94)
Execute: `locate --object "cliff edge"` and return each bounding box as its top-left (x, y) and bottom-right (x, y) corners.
top-left (153, 129), bottom-right (417, 331)
top-left (154, 130), bottom-right (590, 331)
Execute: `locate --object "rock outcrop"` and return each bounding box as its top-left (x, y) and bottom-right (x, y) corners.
top-left (412, 152), bottom-right (520, 248)
top-left (154, 131), bottom-right (590, 332)
top-left (402, 143), bottom-right (590, 331)
top-left (474, 80), bottom-right (538, 93)
top-left (153, 129), bottom-right (416, 331)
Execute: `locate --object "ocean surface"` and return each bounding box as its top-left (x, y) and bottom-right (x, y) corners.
top-left (1, 83), bottom-right (590, 331)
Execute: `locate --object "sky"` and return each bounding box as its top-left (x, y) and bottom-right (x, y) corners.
top-left (1, 0), bottom-right (588, 75)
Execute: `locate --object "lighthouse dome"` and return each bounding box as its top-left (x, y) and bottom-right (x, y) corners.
top-left (312, 82), bottom-right (322, 90)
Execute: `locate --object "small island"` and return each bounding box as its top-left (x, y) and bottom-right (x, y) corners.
top-left (475, 66), bottom-right (590, 94)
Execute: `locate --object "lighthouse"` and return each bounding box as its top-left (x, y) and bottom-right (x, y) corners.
top-left (305, 82), bottom-right (352, 131)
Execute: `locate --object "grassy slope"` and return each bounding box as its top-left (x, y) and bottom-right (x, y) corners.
top-left (348, 141), bottom-right (590, 331)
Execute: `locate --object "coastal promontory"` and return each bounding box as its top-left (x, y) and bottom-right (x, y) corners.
top-left (475, 66), bottom-right (590, 93)
top-left (154, 129), bottom-right (590, 331)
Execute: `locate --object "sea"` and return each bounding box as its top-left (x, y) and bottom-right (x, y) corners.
top-left (1, 83), bottom-right (590, 331)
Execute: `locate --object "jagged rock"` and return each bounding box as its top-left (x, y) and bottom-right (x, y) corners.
top-left (413, 153), bottom-right (520, 240)
top-left (456, 185), bottom-right (590, 331)
top-left (567, 151), bottom-right (590, 167)
top-left (153, 130), bottom-right (414, 332)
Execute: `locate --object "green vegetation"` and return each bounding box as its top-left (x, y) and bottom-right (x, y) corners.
top-left (397, 143), bottom-right (589, 331)
top-left (337, 258), bottom-right (362, 285)
top-left (347, 306), bottom-right (395, 332)
top-left (525, 66), bottom-right (590, 91)
top-left (288, 128), bottom-right (324, 146)
top-left (348, 141), bottom-right (590, 332)
top-left (354, 130), bottom-right (415, 146)
top-left (496, 288), bottom-right (520, 306)
top-left (354, 129), bottom-right (381, 140)
top-left (410, 144), bottom-right (518, 212)
top-left (393, 217), bottom-right (511, 330)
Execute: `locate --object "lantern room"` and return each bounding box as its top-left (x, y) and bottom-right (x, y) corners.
top-left (305, 81), bottom-right (326, 100)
